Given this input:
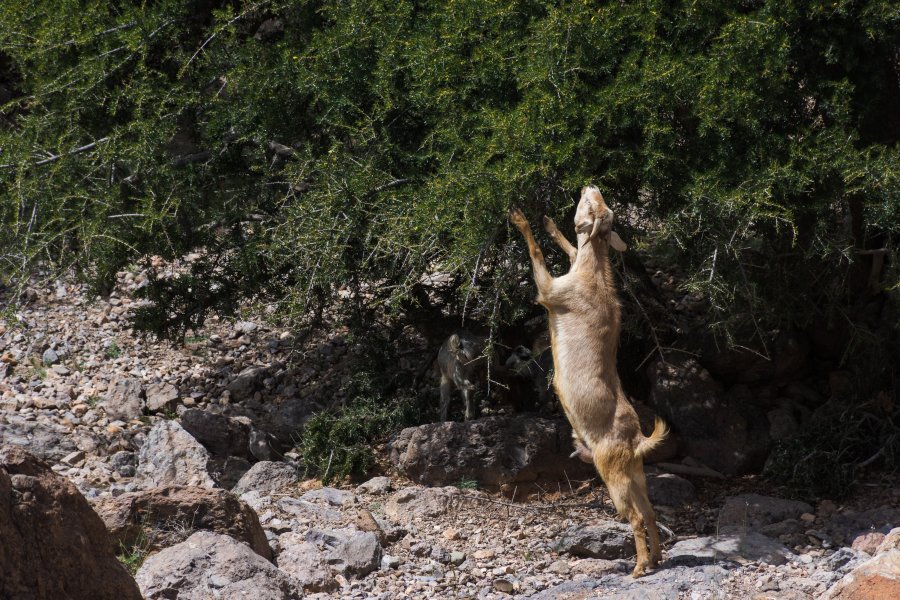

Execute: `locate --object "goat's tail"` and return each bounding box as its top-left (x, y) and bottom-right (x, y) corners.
top-left (636, 417), bottom-right (668, 459)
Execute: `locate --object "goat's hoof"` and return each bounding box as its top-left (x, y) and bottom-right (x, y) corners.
top-left (542, 215), bottom-right (557, 232)
top-left (631, 565), bottom-right (649, 578)
top-left (508, 207), bottom-right (528, 229)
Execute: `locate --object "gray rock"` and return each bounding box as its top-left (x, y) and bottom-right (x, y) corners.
top-left (718, 493), bottom-right (813, 531)
top-left (144, 382), bottom-right (179, 413)
top-left (180, 409), bottom-right (252, 457)
top-left (356, 476), bottom-right (392, 495)
top-left (232, 461), bottom-right (298, 496)
top-left (277, 532), bottom-right (336, 592)
top-left (381, 554), bottom-right (402, 569)
top-left (135, 531), bottom-right (302, 600)
top-left (526, 564), bottom-right (730, 600)
top-left (227, 366), bottom-right (266, 402)
top-left (109, 450), bottom-right (137, 477)
top-left (0, 419), bottom-right (78, 462)
top-left (823, 548), bottom-right (900, 599)
top-left (277, 497), bottom-right (342, 523)
top-left (42, 347), bottom-right (59, 365)
top-left (555, 522), bottom-right (636, 559)
top-left (103, 376), bottom-right (144, 421)
top-left (823, 547), bottom-right (867, 574)
top-left (383, 486), bottom-right (461, 523)
top-left (430, 546), bottom-right (451, 563)
top-left (645, 472), bottom-right (696, 506)
top-left (300, 486), bottom-right (356, 507)
top-left (305, 529), bottom-right (382, 578)
top-left (821, 505), bottom-right (900, 545)
top-left (135, 420), bottom-right (217, 488)
top-left (666, 532), bottom-right (794, 566)
top-left (389, 416), bottom-right (594, 487)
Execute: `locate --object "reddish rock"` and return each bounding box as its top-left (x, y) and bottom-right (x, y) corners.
top-left (92, 485), bottom-right (272, 560)
top-left (0, 446), bottom-right (142, 600)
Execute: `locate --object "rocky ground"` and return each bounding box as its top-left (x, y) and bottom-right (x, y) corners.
top-left (2, 272), bottom-right (899, 599)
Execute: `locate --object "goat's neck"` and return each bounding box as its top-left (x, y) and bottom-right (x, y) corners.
top-left (574, 234), bottom-right (613, 278)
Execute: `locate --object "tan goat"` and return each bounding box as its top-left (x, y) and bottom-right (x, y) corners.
top-left (509, 186), bottom-right (667, 577)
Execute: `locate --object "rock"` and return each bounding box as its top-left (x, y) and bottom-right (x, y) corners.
top-left (853, 531), bottom-right (887, 555)
top-left (61, 450), bottom-right (86, 466)
top-left (0, 446), bottom-right (142, 600)
top-left (305, 529), bottom-right (382, 578)
top-left (493, 578), bottom-right (515, 593)
top-left (824, 547), bottom-right (868, 574)
top-left (109, 450), bottom-right (137, 477)
top-left (300, 486), bottom-right (356, 507)
top-left (388, 416), bottom-right (594, 487)
top-left (718, 494), bottom-right (813, 531)
top-left (136, 531), bottom-right (302, 600)
top-left (42, 347), bottom-right (59, 365)
top-left (430, 546), bottom-right (451, 563)
top-left (227, 365), bottom-right (266, 402)
top-left (103, 376), bottom-right (144, 421)
top-left (180, 408), bottom-right (252, 457)
top-left (383, 486), bottom-right (461, 523)
top-left (356, 475), bottom-right (392, 495)
top-left (381, 554), bottom-right (402, 569)
top-left (135, 420), bottom-right (217, 488)
top-left (555, 522), bottom-right (636, 559)
top-left (666, 532), bottom-right (794, 566)
top-left (823, 549), bottom-right (900, 599)
top-left (528, 564), bottom-right (725, 598)
top-left (823, 505), bottom-right (900, 545)
top-left (277, 532), bottom-right (337, 592)
top-left (232, 460), bottom-right (298, 495)
top-left (645, 472), bottom-right (696, 506)
top-left (450, 551), bottom-right (466, 565)
top-left (144, 382), bottom-right (179, 413)
top-left (876, 527), bottom-right (900, 554)
top-left (647, 357), bottom-right (770, 474)
top-left (548, 559), bottom-right (570, 574)
top-left (92, 485), bottom-right (271, 559)
top-left (473, 549), bottom-right (496, 560)
top-left (0, 420), bottom-right (78, 462)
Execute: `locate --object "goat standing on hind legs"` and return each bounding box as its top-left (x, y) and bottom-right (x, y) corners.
top-left (509, 186), bottom-right (668, 578)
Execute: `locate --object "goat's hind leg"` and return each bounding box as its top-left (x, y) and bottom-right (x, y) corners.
top-left (594, 451), bottom-right (653, 578)
top-left (632, 467), bottom-right (662, 566)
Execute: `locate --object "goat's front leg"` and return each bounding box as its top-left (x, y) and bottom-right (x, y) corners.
top-left (462, 386), bottom-right (477, 421)
top-left (509, 208), bottom-right (554, 299)
top-left (543, 216), bottom-right (577, 265)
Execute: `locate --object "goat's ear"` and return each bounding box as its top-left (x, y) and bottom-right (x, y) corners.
top-left (449, 334), bottom-right (460, 352)
top-left (609, 231), bottom-right (627, 252)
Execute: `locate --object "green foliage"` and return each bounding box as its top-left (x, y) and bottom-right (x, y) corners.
top-left (0, 0), bottom-right (895, 340)
top-left (455, 477), bottom-right (479, 490)
top-left (298, 388), bottom-right (420, 484)
top-left (117, 531), bottom-right (151, 576)
top-left (105, 341), bottom-right (121, 359)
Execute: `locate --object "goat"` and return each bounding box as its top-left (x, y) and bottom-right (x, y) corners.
top-left (504, 345), bottom-right (554, 411)
top-left (437, 330), bottom-right (488, 421)
top-left (509, 186), bottom-right (667, 577)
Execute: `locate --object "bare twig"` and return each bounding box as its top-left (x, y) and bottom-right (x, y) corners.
top-left (1, 137), bottom-right (110, 169)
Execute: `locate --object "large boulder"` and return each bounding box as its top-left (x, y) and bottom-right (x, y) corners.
top-left (0, 446), bottom-right (142, 600)
top-left (0, 418), bottom-right (78, 463)
top-left (92, 485), bottom-right (272, 559)
top-left (555, 522), bottom-right (636, 559)
top-left (135, 420), bottom-right (217, 488)
top-left (648, 356), bottom-right (770, 474)
top-left (825, 529), bottom-right (900, 600)
top-left (718, 494), bottom-right (813, 532)
top-left (304, 528), bottom-right (383, 578)
top-left (103, 375), bottom-right (144, 421)
top-left (388, 416), bottom-right (594, 487)
top-left (232, 460), bottom-right (299, 496)
top-left (666, 532), bottom-right (794, 566)
top-left (136, 531), bottom-right (302, 600)
top-left (384, 486), bottom-right (462, 523)
top-left (180, 408), bottom-right (252, 457)
top-left (276, 533), bottom-right (336, 592)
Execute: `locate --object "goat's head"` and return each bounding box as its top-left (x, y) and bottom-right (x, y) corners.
top-left (575, 186), bottom-right (627, 252)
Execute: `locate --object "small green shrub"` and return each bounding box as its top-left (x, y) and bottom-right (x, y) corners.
top-left (117, 531), bottom-right (150, 576)
top-left (298, 383), bottom-right (420, 484)
top-left (105, 341), bottom-right (121, 359)
top-left (455, 477), bottom-right (479, 490)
